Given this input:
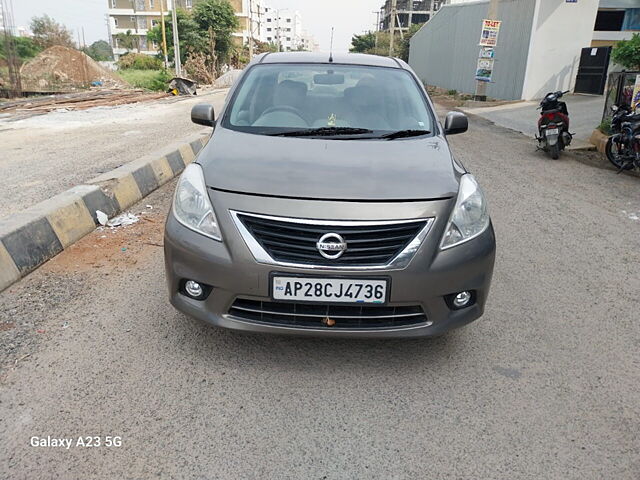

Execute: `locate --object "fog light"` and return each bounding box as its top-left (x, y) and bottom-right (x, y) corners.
top-left (453, 291), bottom-right (472, 308)
top-left (185, 280), bottom-right (203, 298)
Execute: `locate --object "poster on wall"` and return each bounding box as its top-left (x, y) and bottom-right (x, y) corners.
top-left (479, 19), bottom-right (501, 47)
top-left (479, 47), bottom-right (495, 59)
top-left (475, 58), bottom-right (494, 82)
top-left (633, 75), bottom-right (640, 113)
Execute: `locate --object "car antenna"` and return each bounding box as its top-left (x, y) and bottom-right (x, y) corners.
top-left (329, 27), bottom-right (334, 63)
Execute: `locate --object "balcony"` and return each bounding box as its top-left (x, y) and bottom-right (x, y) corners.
top-left (108, 8), bottom-right (162, 16)
top-left (112, 27), bottom-right (149, 35)
top-left (592, 30), bottom-right (636, 42)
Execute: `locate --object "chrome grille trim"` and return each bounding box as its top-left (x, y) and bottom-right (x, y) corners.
top-left (228, 299), bottom-right (429, 329)
top-left (230, 210), bottom-right (434, 271)
top-left (230, 305), bottom-right (426, 320)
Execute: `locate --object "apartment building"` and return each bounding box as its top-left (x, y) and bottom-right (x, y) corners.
top-left (378, 0), bottom-right (446, 32)
top-left (108, 0), bottom-right (270, 58)
top-left (262, 8), bottom-right (304, 51)
top-left (300, 30), bottom-right (320, 52)
top-left (227, 0), bottom-right (268, 47)
top-left (108, 0), bottom-right (167, 58)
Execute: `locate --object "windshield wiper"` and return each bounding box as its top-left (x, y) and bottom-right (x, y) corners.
top-left (268, 127), bottom-right (373, 137)
top-left (380, 129), bottom-right (431, 140)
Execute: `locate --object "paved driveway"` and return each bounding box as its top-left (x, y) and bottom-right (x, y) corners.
top-left (461, 94), bottom-right (606, 148)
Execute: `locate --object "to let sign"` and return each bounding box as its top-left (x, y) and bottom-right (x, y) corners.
top-left (479, 19), bottom-right (501, 47)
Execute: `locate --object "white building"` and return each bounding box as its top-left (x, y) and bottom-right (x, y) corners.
top-left (300, 30), bottom-right (320, 52)
top-left (409, 0), bottom-right (640, 100)
top-left (262, 8), bottom-right (307, 51)
top-left (231, 0), bottom-right (269, 48)
top-left (445, 0), bottom-right (639, 48)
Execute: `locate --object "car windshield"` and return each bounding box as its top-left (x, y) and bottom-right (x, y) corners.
top-left (223, 63), bottom-right (434, 138)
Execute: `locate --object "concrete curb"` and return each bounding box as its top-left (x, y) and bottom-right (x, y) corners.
top-left (589, 128), bottom-right (608, 154)
top-left (0, 133), bottom-right (208, 292)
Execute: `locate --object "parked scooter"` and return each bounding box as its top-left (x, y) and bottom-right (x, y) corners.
top-left (536, 90), bottom-right (572, 159)
top-left (605, 104), bottom-right (640, 172)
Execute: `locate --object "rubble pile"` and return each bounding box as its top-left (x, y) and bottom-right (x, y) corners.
top-left (0, 89), bottom-right (168, 118)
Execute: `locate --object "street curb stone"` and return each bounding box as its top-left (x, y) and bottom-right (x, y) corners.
top-left (0, 132), bottom-right (209, 292)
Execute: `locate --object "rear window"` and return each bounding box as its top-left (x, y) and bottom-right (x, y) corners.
top-left (223, 63), bottom-right (434, 136)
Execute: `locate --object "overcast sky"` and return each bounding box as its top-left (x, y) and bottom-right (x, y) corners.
top-left (13, 0), bottom-right (381, 52)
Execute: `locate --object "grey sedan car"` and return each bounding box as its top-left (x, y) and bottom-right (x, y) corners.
top-left (164, 52), bottom-right (495, 338)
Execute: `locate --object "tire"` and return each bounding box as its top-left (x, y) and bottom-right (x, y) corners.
top-left (605, 135), bottom-right (632, 170)
top-left (549, 143), bottom-right (560, 160)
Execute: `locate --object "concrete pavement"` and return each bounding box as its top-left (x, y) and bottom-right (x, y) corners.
top-left (0, 89), bottom-right (228, 219)
top-left (1, 108), bottom-right (639, 479)
top-left (461, 94), bottom-right (606, 148)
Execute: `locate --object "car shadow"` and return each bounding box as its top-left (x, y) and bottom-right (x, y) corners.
top-left (173, 311), bottom-right (471, 374)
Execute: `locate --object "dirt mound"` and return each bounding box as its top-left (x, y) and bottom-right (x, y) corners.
top-left (20, 46), bottom-right (128, 91)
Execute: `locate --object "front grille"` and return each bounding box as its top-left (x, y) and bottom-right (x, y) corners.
top-left (236, 213), bottom-right (427, 267)
top-left (228, 298), bottom-right (427, 329)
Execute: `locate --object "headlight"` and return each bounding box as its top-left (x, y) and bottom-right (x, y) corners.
top-left (173, 163), bottom-right (222, 241)
top-left (441, 174), bottom-right (489, 249)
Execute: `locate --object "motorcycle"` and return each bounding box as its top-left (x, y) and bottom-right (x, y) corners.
top-left (536, 90), bottom-right (573, 159)
top-left (605, 104), bottom-right (640, 172)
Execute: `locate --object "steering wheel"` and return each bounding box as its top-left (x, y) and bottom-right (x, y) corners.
top-left (260, 105), bottom-right (306, 120)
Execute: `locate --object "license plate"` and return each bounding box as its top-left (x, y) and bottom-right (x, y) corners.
top-left (272, 276), bottom-right (387, 304)
top-left (547, 128), bottom-right (559, 135)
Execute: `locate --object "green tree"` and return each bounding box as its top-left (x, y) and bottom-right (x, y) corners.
top-left (612, 33), bottom-right (640, 70)
top-left (398, 23), bottom-right (423, 62)
top-left (350, 32), bottom-right (376, 53)
top-left (83, 40), bottom-right (113, 61)
top-left (30, 14), bottom-right (75, 49)
top-left (254, 40), bottom-right (278, 54)
top-left (147, 10), bottom-right (206, 63)
top-left (148, 1), bottom-right (239, 76)
top-left (0, 36), bottom-right (43, 62)
top-left (115, 30), bottom-right (139, 53)
top-left (192, 0), bottom-right (239, 64)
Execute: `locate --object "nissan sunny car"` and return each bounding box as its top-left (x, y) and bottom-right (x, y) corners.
top-left (164, 52), bottom-right (496, 338)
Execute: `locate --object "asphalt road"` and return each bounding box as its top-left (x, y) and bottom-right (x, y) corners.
top-left (1, 107), bottom-right (639, 479)
top-left (0, 89), bottom-right (228, 219)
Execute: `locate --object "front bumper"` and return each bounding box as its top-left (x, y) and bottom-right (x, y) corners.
top-left (164, 193), bottom-right (496, 338)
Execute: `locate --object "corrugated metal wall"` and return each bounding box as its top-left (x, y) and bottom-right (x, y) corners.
top-left (408, 0), bottom-right (536, 100)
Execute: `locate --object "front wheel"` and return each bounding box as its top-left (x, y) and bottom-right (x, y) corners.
top-left (605, 135), bottom-right (632, 170)
top-left (549, 143), bottom-right (560, 160)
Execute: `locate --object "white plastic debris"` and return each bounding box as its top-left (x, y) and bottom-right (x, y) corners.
top-left (106, 212), bottom-right (139, 227)
top-left (96, 210), bottom-right (109, 226)
top-left (146, 204), bottom-right (153, 209)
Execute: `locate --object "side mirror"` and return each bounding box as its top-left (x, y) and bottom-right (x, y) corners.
top-left (191, 103), bottom-right (215, 127)
top-left (444, 111), bottom-right (468, 135)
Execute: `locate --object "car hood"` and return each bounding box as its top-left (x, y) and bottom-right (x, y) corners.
top-left (199, 128), bottom-right (460, 201)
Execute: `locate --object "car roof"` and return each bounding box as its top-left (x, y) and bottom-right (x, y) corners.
top-left (255, 52), bottom-right (403, 69)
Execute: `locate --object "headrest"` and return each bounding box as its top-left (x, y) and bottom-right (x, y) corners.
top-left (273, 80), bottom-right (307, 106)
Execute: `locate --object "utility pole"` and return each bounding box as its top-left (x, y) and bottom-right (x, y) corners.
top-left (160, 0), bottom-right (169, 69)
top-left (373, 10), bottom-right (380, 52)
top-left (389, 0), bottom-right (397, 57)
top-left (474, 0), bottom-right (499, 101)
top-left (248, 0), bottom-right (254, 58)
top-left (171, 0), bottom-right (182, 76)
